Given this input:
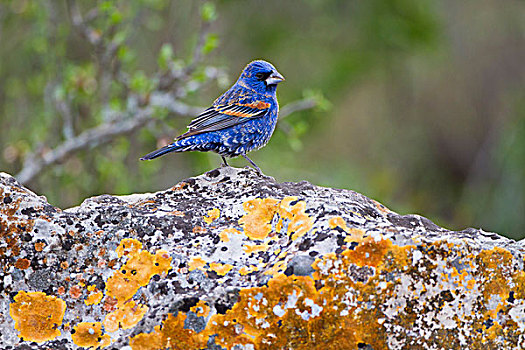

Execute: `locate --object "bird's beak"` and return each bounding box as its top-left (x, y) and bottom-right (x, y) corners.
top-left (266, 71), bottom-right (285, 85)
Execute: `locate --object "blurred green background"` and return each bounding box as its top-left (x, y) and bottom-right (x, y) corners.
top-left (0, 0), bottom-right (524, 239)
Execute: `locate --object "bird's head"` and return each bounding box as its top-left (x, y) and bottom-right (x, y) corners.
top-left (237, 60), bottom-right (285, 93)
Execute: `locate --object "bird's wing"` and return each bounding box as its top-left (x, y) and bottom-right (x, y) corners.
top-left (176, 100), bottom-right (271, 139)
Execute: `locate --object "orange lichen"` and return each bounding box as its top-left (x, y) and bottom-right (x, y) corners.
top-left (129, 303), bottom-right (208, 350)
top-left (85, 290), bottom-right (104, 306)
top-left (219, 231), bottom-right (230, 242)
top-left (104, 301), bottom-right (148, 332)
top-left (0, 195), bottom-right (37, 257)
top-left (106, 240), bottom-right (171, 306)
top-left (116, 238), bottom-right (143, 258)
top-left (239, 198), bottom-right (280, 240)
top-left (208, 269), bottom-right (384, 350)
top-left (14, 258), bottom-right (30, 269)
top-left (189, 257), bottom-right (207, 271)
top-left (372, 199), bottom-right (392, 215)
top-left (341, 236), bottom-right (396, 268)
top-left (239, 265), bottom-right (259, 275)
top-left (209, 262), bottom-right (233, 276)
top-left (466, 279), bottom-right (476, 290)
top-left (171, 182), bottom-right (187, 191)
top-left (34, 241), bottom-right (45, 252)
top-left (477, 246), bottom-right (517, 319)
top-left (193, 226), bottom-right (207, 234)
top-left (203, 239), bottom-right (418, 349)
top-left (103, 297), bottom-right (118, 312)
top-left (219, 228), bottom-right (241, 242)
top-left (276, 196), bottom-right (314, 241)
top-left (243, 242), bottom-right (269, 254)
top-left (239, 197), bottom-right (313, 241)
top-left (69, 284), bottom-right (83, 299)
top-left (192, 301), bottom-right (211, 317)
top-left (263, 260), bottom-right (287, 276)
top-left (204, 208), bottom-right (220, 224)
top-left (71, 322), bottom-right (111, 348)
top-left (328, 216), bottom-right (349, 230)
top-left (329, 216), bottom-right (365, 242)
top-left (9, 291), bottom-right (66, 343)
top-left (102, 240), bottom-right (171, 335)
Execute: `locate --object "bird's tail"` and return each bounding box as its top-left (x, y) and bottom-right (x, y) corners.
top-left (140, 142), bottom-right (184, 160)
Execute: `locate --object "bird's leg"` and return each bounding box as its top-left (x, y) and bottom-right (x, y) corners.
top-left (221, 156), bottom-right (230, 167)
top-left (242, 155), bottom-right (262, 174)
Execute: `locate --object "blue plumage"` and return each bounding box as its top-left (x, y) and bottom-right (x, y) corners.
top-left (140, 60), bottom-right (285, 173)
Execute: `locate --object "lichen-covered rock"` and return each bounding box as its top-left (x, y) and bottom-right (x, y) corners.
top-left (0, 167), bottom-right (524, 349)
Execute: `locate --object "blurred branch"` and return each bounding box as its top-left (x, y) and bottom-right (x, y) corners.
top-left (66, 0), bottom-right (101, 46)
top-left (17, 108), bottom-right (150, 185)
top-left (159, 20), bottom-right (212, 91)
top-left (280, 98), bottom-right (318, 119)
top-left (55, 95), bottom-right (75, 140)
top-left (68, 0), bottom-right (126, 113)
top-left (150, 92), bottom-right (204, 116)
top-left (16, 99), bottom-right (202, 184)
top-left (185, 21), bottom-right (211, 76)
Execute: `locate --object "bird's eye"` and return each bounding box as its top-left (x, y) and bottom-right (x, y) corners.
top-left (255, 72), bottom-right (266, 80)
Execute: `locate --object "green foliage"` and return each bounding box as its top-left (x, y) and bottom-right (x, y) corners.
top-left (202, 34), bottom-right (219, 55)
top-left (0, 0), bottom-right (523, 239)
top-left (130, 71), bottom-right (155, 94)
top-left (158, 44), bottom-right (175, 70)
top-left (201, 2), bottom-right (217, 23)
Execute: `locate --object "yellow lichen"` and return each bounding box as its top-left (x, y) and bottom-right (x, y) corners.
top-left (478, 247), bottom-right (513, 301)
top-left (263, 260), bottom-right (288, 276)
top-left (204, 208), bottom-right (220, 224)
top-left (104, 301), bottom-right (148, 332)
top-left (209, 262), bottom-right (233, 276)
top-left (122, 233), bottom-right (525, 349)
top-left (129, 303), bottom-right (208, 350)
top-left (239, 265), bottom-right (259, 275)
top-left (101, 239), bottom-right (171, 335)
top-left (329, 216), bottom-right (365, 242)
top-left (116, 238), bottom-right (143, 258)
top-left (192, 302), bottom-right (211, 317)
top-left (219, 228), bottom-right (241, 242)
top-left (106, 244), bottom-right (171, 306)
top-left (243, 242), bottom-right (269, 254)
top-left (9, 291), bottom-right (66, 342)
top-left (85, 290), bottom-right (104, 306)
top-left (239, 198), bottom-right (280, 240)
top-left (239, 197), bottom-right (313, 241)
top-left (276, 196), bottom-right (314, 241)
top-left (71, 322), bottom-right (111, 348)
top-left (477, 246), bottom-right (519, 320)
top-left (189, 257), bottom-right (207, 271)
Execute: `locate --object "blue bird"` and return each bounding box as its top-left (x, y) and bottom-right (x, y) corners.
top-left (140, 60), bottom-right (285, 173)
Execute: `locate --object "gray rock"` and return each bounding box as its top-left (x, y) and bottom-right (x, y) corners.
top-left (0, 167), bottom-right (524, 349)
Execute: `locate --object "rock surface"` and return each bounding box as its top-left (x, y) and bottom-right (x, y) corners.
top-left (0, 167), bottom-right (524, 349)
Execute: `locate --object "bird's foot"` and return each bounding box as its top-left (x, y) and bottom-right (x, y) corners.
top-left (220, 156), bottom-right (230, 168)
top-left (241, 155), bottom-right (264, 176)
